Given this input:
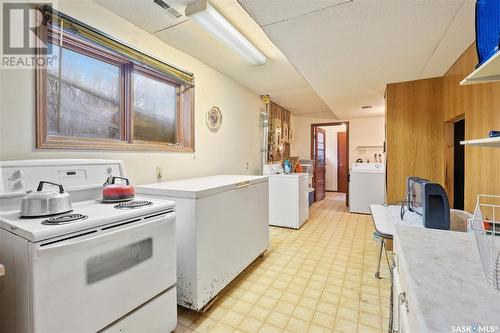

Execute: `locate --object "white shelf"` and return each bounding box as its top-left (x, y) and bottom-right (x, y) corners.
top-left (460, 136), bottom-right (500, 147)
top-left (356, 145), bottom-right (383, 150)
top-left (460, 50), bottom-right (500, 85)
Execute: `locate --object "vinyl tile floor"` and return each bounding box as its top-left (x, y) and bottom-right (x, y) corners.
top-left (175, 192), bottom-right (391, 333)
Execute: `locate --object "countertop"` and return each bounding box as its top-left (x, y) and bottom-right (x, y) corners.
top-left (395, 225), bottom-right (500, 332)
top-left (370, 204), bottom-right (422, 237)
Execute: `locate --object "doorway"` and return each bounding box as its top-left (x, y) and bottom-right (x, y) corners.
top-left (311, 122), bottom-right (349, 205)
top-left (453, 119), bottom-right (465, 210)
top-left (444, 117), bottom-right (465, 209)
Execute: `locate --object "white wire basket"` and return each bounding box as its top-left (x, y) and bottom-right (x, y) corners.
top-left (470, 194), bottom-right (500, 289)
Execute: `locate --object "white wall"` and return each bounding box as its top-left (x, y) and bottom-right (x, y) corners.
top-left (349, 117), bottom-right (385, 164)
top-left (291, 115), bottom-right (385, 168)
top-left (0, 0), bottom-right (264, 185)
top-left (318, 125), bottom-right (346, 191)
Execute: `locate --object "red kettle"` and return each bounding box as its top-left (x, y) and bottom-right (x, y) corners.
top-left (102, 176), bottom-right (135, 202)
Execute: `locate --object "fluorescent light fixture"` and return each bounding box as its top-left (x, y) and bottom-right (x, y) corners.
top-left (185, 0), bottom-right (268, 66)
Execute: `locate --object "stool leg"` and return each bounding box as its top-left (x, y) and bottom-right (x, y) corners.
top-left (375, 238), bottom-right (384, 279)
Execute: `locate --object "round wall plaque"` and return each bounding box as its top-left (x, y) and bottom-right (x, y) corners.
top-left (206, 106), bottom-right (222, 132)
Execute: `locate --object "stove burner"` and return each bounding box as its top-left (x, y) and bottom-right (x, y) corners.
top-left (42, 214), bottom-right (88, 225)
top-left (114, 200), bottom-right (152, 209)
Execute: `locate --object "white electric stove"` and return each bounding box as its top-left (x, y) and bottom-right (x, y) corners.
top-left (0, 159), bottom-right (177, 333)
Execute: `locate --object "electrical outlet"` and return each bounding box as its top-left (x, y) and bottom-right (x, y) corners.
top-left (245, 162), bottom-right (249, 170)
top-left (156, 167), bottom-right (163, 182)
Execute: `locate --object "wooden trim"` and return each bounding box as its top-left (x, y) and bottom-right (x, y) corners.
top-left (36, 20), bottom-right (48, 149)
top-left (49, 27), bottom-right (130, 67)
top-left (123, 62), bottom-right (133, 143)
top-left (36, 22), bottom-right (195, 152)
top-left (133, 62), bottom-right (184, 87)
top-left (38, 136), bottom-right (194, 152)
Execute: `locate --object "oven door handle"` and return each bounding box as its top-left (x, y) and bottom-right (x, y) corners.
top-left (34, 212), bottom-right (174, 259)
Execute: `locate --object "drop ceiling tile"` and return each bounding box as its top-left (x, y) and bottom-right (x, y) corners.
top-left (240, 0), bottom-right (473, 118)
top-left (97, 0), bottom-right (188, 33)
top-left (238, 0), bottom-right (350, 26)
top-left (422, 0), bottom-right (475, 77)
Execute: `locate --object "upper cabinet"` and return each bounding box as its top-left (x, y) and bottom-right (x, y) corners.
top-left (460, 50), bottom-right (500, 85)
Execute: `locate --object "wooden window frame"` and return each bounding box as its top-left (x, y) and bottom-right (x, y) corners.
top-left (36, 25), bottom-right (195, 152)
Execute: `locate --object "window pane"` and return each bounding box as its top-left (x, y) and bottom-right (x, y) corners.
top-left (47, 44), bottom-right (121, 139)
top-left (133, 72), bottom-right (177, 143)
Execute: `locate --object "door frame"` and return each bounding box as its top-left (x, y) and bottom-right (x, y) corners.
top-left (444, 114), bottom-right (465, 209)
top-left (311, 122), bottom-right (350, 205)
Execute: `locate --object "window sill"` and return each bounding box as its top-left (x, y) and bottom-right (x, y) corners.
top-left (37, 137), bottom-right (194, 152)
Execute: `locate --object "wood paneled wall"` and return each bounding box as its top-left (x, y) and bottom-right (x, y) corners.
top-left (443, 45), bottom-right (500, 211)
top-left (386, 44), bottom-right (500, 211)
top-left (386, 78), bottom-right (444, 203)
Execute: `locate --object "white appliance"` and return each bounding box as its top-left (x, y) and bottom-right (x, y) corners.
top-left (264, 164), bottom-right (309, 229)
top-left (137, 175), bottom-right (269, 311)
top-left (263, 163), bottom-right (284, 175)
top-left (0, 160), bottom-right (177, 333)
top-left (349, 162), bottom-right (385, 214)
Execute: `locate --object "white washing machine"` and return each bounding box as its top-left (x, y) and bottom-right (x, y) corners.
top-left (349, 163), bottom-right (385, 214)
top-left (264, 164), bottom-right (309, 229)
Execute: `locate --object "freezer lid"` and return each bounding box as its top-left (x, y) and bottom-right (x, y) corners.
top-left (267, 173), bottom-right (309, 179)
top-left (137, 175), bottom-right (268, 199)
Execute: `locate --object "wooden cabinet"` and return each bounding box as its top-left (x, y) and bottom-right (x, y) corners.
top-left (385, 78), bottom-right (444, 204)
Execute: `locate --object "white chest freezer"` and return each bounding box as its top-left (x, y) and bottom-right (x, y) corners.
top-left (137, 175), bottom-right (269, 311)
top-left (268, 173), bottom-right (309, 229)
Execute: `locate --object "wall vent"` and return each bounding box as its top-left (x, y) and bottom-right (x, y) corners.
top-left (153, 0), bottom-right (183, 19)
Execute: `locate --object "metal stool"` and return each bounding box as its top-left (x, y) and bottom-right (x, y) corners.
top-left (374, 232), bottom-right (393, 279)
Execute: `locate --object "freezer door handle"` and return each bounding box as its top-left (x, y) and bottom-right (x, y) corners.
top-left (0, 264), bottom-right (5, 277)
top-left (235, 181), bottom-right (250, 189)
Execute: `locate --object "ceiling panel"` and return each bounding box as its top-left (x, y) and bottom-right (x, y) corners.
top-left (239, 0), bottom-right (350, 27)
top-left (422, 0), bottom-right (475, 77)
top-left (325, 93), bottom-right (385, 119)
top-left (96, 0), bottom-right (335, 116)
top-left (240, 0), bottom-right (475, 119)
top-left (269, 87), bottom-right (332, 114)
top-left (96, 0), bottom-right (189, 33)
